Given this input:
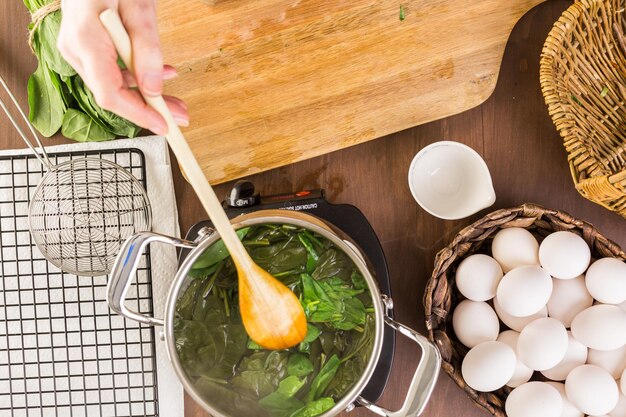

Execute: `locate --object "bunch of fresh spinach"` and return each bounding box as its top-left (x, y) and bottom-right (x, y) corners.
top-left (24, 0), bottom-right (140, 141)
top-left (174, 224), bottom-right (376, 417)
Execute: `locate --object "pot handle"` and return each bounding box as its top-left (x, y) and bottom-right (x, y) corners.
top-left (108, 231), bottom-right (196, 327)
top-left (357, 316), bottom-right (441, 417)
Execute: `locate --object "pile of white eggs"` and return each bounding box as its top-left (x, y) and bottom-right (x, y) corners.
top-left (452, 227), bottom-right (626, 417)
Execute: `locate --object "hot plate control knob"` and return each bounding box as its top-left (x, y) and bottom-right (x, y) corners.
top-left (224, 180), bottom-right (259, 208)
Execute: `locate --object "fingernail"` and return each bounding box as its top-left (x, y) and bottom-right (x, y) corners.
top-left (142, 72), bottom-right (163, 96)
top-left (163, 71), bottom-right (178, 80)
top-left (174, 116), bottom-right (189, 127)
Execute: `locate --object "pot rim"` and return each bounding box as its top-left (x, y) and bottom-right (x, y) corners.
top-left (163, 213), bottom-right (386, 417)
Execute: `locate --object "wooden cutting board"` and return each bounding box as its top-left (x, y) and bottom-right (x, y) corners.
top-left (157, 0), bottom-right (545, 184)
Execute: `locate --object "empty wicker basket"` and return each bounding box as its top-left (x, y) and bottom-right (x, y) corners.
top-left (424, 203), bottom-right (626, 417)
top-left (540, 0), bottom-right (626, 218)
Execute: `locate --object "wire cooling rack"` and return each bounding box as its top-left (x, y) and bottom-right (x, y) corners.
top-left (0, 148), bottom-right (159, 417)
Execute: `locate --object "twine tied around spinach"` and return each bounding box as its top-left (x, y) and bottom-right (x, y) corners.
top-left (28, 0), bottom-right (62, 52)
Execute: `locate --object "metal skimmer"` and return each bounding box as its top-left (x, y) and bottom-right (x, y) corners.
top-left (0, 75), bottom-right (151, 276)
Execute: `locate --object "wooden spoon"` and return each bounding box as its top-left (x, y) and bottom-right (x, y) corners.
top-left (99, 10), bottom-right (307, 350)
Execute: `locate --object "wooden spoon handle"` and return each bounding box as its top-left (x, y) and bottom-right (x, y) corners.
top-left (99, 9), bottom-right (249, 262)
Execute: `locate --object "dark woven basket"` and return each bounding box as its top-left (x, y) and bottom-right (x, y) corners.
top-left (423, 203), bottom-right (626, 417)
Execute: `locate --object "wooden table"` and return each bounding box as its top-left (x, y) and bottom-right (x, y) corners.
top-left (2, 1), bottom-right (626, 417)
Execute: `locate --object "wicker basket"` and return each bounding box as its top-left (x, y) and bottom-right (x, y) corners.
top-left (423, 203), bottom-right (626, 417)
top-left (540, 0), bottom-right (626, 218)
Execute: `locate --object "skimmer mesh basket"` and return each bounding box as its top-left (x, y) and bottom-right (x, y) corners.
top-left (28, 157), bottom-right (151, 276)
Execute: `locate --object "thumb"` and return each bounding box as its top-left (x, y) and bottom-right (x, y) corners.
top-left (119, 0), bottom-right (163, 97)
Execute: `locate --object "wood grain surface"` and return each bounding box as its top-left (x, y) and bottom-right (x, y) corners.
top-left (3, 1), bottom-right (626, 417)
top-left (157, 0), bottom-right (546, 184)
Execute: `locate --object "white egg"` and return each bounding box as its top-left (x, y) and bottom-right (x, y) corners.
top-left (587, 346), bottom-right (626, 379)
top-left (585, 258), bottom-right (626, 305)
top-left (461, 341), bottom-right (516, 392)
top-left (539, 231), bottom-right (591, 280)
top-left (619, 300), bottom-right (626, 312)
top-left (571, 305), bottom-right (626, 351)
top-left (610, 392), bottom-right (626, 417)
top-left (496, 265), bottom-right (553, 317)
top-left (452, 300), bottom-right (499, 348)
top-left (545, 381), bottom-right (584, 417)
top-left (547, 274), bottom-right (594, 328)
top-left (491, 227), bottom-right (540, 273)
top-left (518, 317), bottom-right (568, 371)
top-left (497, 330), bottom-right (534, 387)
top-left (623, 373), bottom-right (626, 396)
top-left (505, 381), bottom-right (563, 417)
top-left (455, 254), bottom-right (504, 301)
top-left (565, 364), bottom-right (619, 416)
top-left (494, 297), bottom-right (548, 332)
top-left (541, 331), bottom-right (588, 380)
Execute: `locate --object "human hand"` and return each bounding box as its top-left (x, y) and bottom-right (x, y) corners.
top-left (57, 0), bottom-right (188, 136)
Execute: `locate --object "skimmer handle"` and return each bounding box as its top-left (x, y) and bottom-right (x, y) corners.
top-left (0, 75), bottom-right (53, 169)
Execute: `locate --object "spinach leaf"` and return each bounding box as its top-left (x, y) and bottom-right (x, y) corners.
top-left (298, 324), bottom-right (321, 353)
top-left (312, 248), bottom-right (352, 281)
top-left (324, 358), bottom-right (362, 399)
top-left (351, 270), bottom-right (367, 291)
top-left (71, 78), bottom-right (140, 138)
top-left (251, 240), bottom-right (307, 276)
top-left (287, 354), bottom-right (314, 377)
top-left (298, 232), bottom-right (319, 273)
top-left (304, 324), bottom-right (321, 343)
top-left (73, 79), bottom-right (139, 137)
top-left (187, 262), bottom-right (219, 280)
top-left (290, 397), bottom-right (335, 417)
top-left (192, 295), bottom-right (225, 324)
top-left (192, 228), bottom-right (250, 269)
top-left (23, 0), bottom-right (47, 13)
top-left (276, 375), bottom-right (306, 397)
top-left (27, 60), bottom-right (64, 137)
top-left (259, 376), bottom-right (307, 417)
top-left (173, 320), bottom-right (211, 376)
top-left (259, 392), bottom-right (304, 417)
top-left (32, 11), bottom-right (76, 77)
top-left (305, 354), bottom-right (340, 403)
top-left (247, 339), bottom-right (264, 350)
top-left (341, 314), bottom-right (375, 364)
top-left (202, 324), bottom-right (248, 380)
top-left (61, 109), bottom-right (116, 142)
top-left (301, 274), bottom-right (366, 330)
top-left (176, 280), bottom-right (202, 320)
top-left (45, 67), bottom-right (73, 108)
top-left (231, 351), bottom-right (289, 398)
top-left (71, 78), bottom-right (109, 127)
top-left (232, 367), bottom-right (275, 398)
top-left (195, 378), bottom-right (262, 417)
top-left (319, 331), bottom-right (350, 357)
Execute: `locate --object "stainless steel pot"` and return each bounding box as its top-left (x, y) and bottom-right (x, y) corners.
top-left (108, 210), bottom-right (441, 417)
